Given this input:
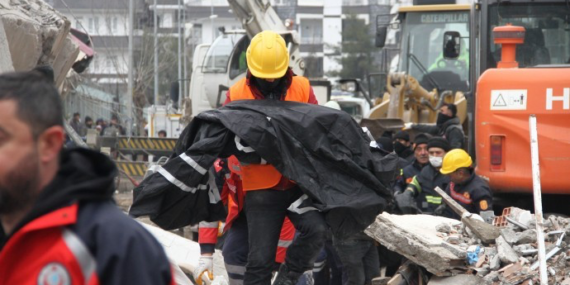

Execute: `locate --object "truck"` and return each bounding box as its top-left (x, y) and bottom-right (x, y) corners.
top-left (185, 0), bottom-right (331, 120)
top-left (373, 0), bottom-right (570, 199)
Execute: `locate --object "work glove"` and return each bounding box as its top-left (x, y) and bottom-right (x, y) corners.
top-left (394, 190), bottom-right (419, 214)
top-left (193, 256), bottom-right (213, 285)
top-left (403, 122), bottom-right (414, 130)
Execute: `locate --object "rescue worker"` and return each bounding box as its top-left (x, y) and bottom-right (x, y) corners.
top-left (393, 130), bottom-right (414, 165)
top-left (195, 157), bottom-right (295, 285)
top-left (403, 103), bottom-right (465, 150)
top-left (223, 30), bottom-right (326, 285)
top-left (0, 70), bottom-right (174, 284)
top-left (393, 133), bottom-right (431, 194)
top-left (395, 137), bottom-right (451, 214)
top-left (440, 149), bottom-right (493, 219)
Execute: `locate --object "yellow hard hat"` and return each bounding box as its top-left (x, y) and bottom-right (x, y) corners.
top-left (246, 30), bottom-right (289, 79)
top-left (440, 149), bottom-right (473, 174)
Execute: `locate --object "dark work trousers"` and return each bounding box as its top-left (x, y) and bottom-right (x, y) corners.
top-left (222, 214), bottom-right (249, 285)
top-left (333, 236), bottom-right (380, 285)
top-left (243, 187), bottom-right (327, 285)
top-left (311, 238), bottom-right (346, 285)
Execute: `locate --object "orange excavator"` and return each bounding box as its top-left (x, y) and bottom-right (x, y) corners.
top-left (373, 0), bottom-right (570, 201)
top-left (475, 4), bottom-right (570, 197)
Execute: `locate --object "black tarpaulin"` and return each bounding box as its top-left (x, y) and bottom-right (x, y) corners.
top-left (130, 100), bottom-right (398, 238)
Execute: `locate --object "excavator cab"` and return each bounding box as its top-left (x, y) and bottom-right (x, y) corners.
top-left (367, 5), bottom-right (471, 132)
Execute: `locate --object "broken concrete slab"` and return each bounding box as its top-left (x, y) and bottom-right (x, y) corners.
top-left (517, 229), bottom-right (537, 244)
top-left (497, 236), bottom-right (519, 264)
top-left (365, 213), bottom-right (466, 276)
top-left (501, 228), bottom-right (519, 244)
top-left (489, 254), bottom-right (501, 270)
top-left (427, 274), bottom-right (483, 285)
top-left (0, 0), bottom-right (79, 87)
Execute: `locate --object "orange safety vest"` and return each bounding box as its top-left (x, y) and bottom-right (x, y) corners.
top-left (229, 76), bottom-right (311, 191)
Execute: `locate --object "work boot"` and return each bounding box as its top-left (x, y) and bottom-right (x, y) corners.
top-left (273, 263), bottom-right (302, 285)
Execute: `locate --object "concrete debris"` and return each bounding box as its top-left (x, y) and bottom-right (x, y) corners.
top-left (518, 230), bottom-right (537, 244)
top-left (364, 213), bottom-right (466, 276)
top-left (501, 228), bottom-right (519, 244)
top-left (427, 274), bottom-right (483, 285)
top-left (0, 0), bottom-right (79, 86)
top-left (366, 207), bottom-right (570, 285)
top-left (436, 223), bottom-right (452, 234)
top-left (497, 236), bottom-right (520, 264)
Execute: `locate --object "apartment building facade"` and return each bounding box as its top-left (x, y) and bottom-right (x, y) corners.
top-left (186, 0), bottom-right (391, 77)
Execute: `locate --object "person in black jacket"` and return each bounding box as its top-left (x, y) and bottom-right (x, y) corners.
top-left (395, 137), bottom-right (451, 214)
top-left (393, 131), bottom-right (414, 164)
top-left (404, 103), bottom-right (465, 150)
top-left (440, 149), bottom-right (493, 220)
top-left (0, 70), bottom-right (173, 284)
top-left (393, 133), bottom-right (431, 194)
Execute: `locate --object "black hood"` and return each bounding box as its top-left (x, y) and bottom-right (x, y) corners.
top-left (1, 148), bottom-right (117, 246)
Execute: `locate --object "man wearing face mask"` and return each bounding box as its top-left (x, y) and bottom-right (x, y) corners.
top-left (440, 149), bottom-right (493, 220)
top-left (396, 137), bottom-right (451, 214)
top-left (222, 30), bottom-right (323, 285)
top-left (393, 131), bottom-right (414, 165)
top-left (403, 104), bottom-right (465, 150)
top-left (393, 133), bottom-right (431, 194)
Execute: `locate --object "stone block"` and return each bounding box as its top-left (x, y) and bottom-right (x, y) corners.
top-left (365, 213), bottom-right (466, 276)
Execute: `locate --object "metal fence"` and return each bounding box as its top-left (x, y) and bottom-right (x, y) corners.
top-left (63, 84), bottom-right (117, 122)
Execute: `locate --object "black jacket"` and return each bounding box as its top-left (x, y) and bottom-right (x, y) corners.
top-left (445, 173), bottom-right (493, 220)
top-left (131, 100), bottom-right (398, 239)
top-left (413, 117), bottom-right (465, 149)
top-left (394, 159), bottom-right (427, 194)
top-left (397, 147), bottom-right (415, 166)
top-left (0, 148), bottom-right (172, 285)
top-left (406, 164), bottom-right (450, 213)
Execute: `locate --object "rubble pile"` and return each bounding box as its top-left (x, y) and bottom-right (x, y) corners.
top-left (365, 207), bottom-right (570, 285)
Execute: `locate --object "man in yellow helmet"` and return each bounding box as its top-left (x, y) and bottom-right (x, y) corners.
top-left (222, 30), bottom-right (325, 285)
top-left (440, 149), bottom-right (493, 219)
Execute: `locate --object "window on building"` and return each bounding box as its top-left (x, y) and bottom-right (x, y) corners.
top-left (300, 19), bottom-right (323, 44)
top-left (75, 17), bottom-right (84, 30)
top-left (88, 17), bottom-right (99, 34)
top-left (342, 0), bottom-right (365, 5)
top-left (113, 18), bottom-right (118, 34)
top-left (162, 12), bottom-right (173, 28)
top-left (106, 17), bottom-right (118, 34)
top-left (106, 55), bottom-right (117, 71)
top-left (90, 56), bottom-right (99, 73)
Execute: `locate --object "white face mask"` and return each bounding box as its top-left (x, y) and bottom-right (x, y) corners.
top-left (429, 155), bottom-right (443, 168)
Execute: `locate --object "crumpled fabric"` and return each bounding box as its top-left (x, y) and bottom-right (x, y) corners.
top-left (130, 100), bottom-right (398, 238)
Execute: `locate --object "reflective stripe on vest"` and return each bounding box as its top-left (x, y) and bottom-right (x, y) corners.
top-left (62, 228), bottom-right (97, 284)
top-left (425, 195), bottom-right (442, 205)
top-left (229, 76), bottom-right (311, 191)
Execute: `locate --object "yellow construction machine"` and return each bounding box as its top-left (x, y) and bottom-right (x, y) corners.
top-left (364, 2), bottom-right (472, 135)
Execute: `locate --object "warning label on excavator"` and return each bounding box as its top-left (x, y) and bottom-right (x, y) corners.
top-left (491, 90), bottom-right (527, 110)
